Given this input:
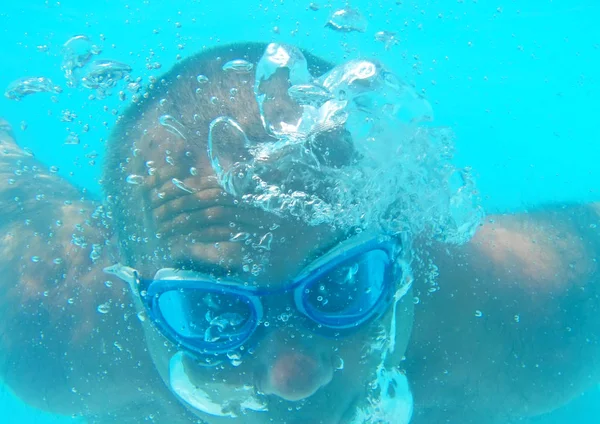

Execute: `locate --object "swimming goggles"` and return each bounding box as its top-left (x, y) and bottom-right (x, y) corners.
top-left (124, 233), bottom-right (404, 357)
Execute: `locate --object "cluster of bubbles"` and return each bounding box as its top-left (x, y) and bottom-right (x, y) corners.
top-left (307, 4), bottom-right (399, 50)
top-left (208, 43), bottom-right (483, 244)
top-left (61, 35), bottom-right (132, 99)
top-left (4, 35), bottom-right (132, 102)
top-left (4, 77), bottom-right (62, 101)
top-left (325, 6), bottom-right (369, 33)
top-left (350, 366), bottom-right (413, 424)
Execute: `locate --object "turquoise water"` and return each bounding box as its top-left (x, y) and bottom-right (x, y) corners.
top-left (0, 0), bottom-right (599, 422)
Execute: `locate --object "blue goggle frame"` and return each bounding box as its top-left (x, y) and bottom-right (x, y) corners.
top-left (136, 234), bottom-right (403, 357)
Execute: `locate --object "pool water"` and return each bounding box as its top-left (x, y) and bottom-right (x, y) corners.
top-left (1, 0), bottom-right (598, 423)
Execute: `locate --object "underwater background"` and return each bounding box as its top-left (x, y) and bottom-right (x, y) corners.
top-left (0, 0), bottom-right (598, 422)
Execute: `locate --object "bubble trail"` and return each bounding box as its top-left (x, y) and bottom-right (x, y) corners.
top-left (80, 59), bottom-right (132, 98)
top-left (4, 77), bottom-right (62, 101)
top-left (61, 35), bottom-right (102, 87)
top-left (245, 44), bottom-right (484, 242)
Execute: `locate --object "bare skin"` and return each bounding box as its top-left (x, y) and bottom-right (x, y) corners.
top-left (1, 43), bottom-right (599, 423)
top-left (407, 209), bottom-right (600, 423)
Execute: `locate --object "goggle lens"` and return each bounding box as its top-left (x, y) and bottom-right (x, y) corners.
top-left (300, 249), bottom-right (391, 328)
top-left (156, 289), bottom-right (258, 352)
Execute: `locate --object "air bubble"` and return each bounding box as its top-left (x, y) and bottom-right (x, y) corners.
top-left (326, 7), bottom-right (368, 33)
top-left (80, 60), bottom-right (132, 99)
top-left (227, 351), bottom-right (242, 361)
top-left (4, 77), bottom-right (62, 101)
top-left (172, 178), bottom-right (195, 193)
top-left (222, 59), bottom-right (254, 73)
top-left (204, 326), bottom-right (221, 343)
top-left (255, 232), bottom-right (273, 250)
top-left (230, 232), bottom-right (251, 242)
top-left (97, 303), bottom-right (111, 314)
top-left (127, 82), bottom-right (141, 93)
top-left (126, 174), bottom-right (144, 185)
top-left (64, 132), bottom-right (80, 145)
top-left (158, 114), bottom-right (187, 140)
top-left (61, 35), bottom-right (101, 87)
top-left (374, 30), bottom-right (400, 50)
top-left (288, 84), bottom-right (334, 107)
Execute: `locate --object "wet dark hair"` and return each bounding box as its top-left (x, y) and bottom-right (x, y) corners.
top-left (103, 42), bottom-right (335, 264)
